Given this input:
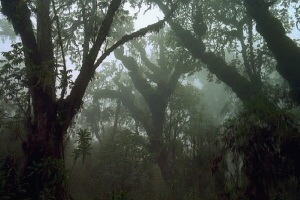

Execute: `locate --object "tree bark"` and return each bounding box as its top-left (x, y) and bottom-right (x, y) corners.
top-left (151, 2), bottom-right (281, 199)
top-left (1, 0), bottom-right (174, 198)
top-left (244, 0), bottom-right (300, 104)
top-left (93, 87), bottom-right (174, 182)
top-left (153, 0), bottom-right (278, 113)
top-left (94, 41), bottom-right (191, 184)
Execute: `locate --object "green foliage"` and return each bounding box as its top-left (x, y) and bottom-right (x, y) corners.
top-left (0, 154), bottom-right (23, 199)
top-left (215, 105), bottom-right (300, 199)
top-left (1, 0), bottom-right (299, 199)
top-left (0, 43), bottom-right (27, 101)
top-left (0, 154), bottom-right (69, 200)
top-left (0, 43), bottom-right (28, 136)
top-left (56, 68), bottom-right (73, 90)
top-left (27, 157), bottom-right (70, 199)
top-left (72, 128), bottom-right (92, 163)
top-left (1, 43), bottom-right (24, 65)
top-left (68, 128), bottom-right (156, 200)
top-left (51, 0), bottom-right (135, 68)
top-left (110, 190), bottom-right (128, 200)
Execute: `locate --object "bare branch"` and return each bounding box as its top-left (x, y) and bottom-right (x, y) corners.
top-left (93, 14), bottom-right (171, 69)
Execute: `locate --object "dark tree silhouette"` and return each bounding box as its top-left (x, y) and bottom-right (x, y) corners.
top-left (0, 0), bottom-right (171, 198)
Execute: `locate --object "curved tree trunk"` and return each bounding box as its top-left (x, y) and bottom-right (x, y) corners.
top-left (151, 2), bottom-right (286, 200)
top-left (244, 0), bottom-right (300, 104)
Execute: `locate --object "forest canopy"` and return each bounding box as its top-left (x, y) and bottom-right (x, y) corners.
top-left (0, 0), bottom-right (300, 199)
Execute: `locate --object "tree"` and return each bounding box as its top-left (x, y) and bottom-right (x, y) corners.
top-left (0, 0), bottom-right (171, 199)
top-left (91, 29), bottom-right (201, 186)
top-left (2, 0), bottom-right (300, 199)
top-left (151, 0), bottom-right (300, 199)
top-left (244, 0), bottom-right (300, 104)
top-left (83, 37), bottom-right (218, 198)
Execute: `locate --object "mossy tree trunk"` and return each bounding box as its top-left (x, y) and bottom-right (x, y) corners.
top-left (244, 0), bottom-right (300, 104)
top-left (93, 39), bottom-right (192, 185)
top-left (1, 0), bottom-right (167, 198)
top-left (151, 1), bottom-right (297, 200)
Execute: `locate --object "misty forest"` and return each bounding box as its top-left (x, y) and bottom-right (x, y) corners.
top-left (1, 0), bottom-right (300, 199)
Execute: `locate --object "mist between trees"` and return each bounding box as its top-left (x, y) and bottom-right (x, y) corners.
top-left (0, 0), bottom-right (300, 200)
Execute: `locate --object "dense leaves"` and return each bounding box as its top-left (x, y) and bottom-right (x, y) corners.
top-left (214, 106), bottom-right (300, 199)
top-left (1, 0), bottom-right (300, 199)
top-left (72, 128), bottom-right (92, 163)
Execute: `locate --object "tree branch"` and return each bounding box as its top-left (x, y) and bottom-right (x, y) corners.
top-left (93, 15), bottom-right (171, 69)
top-left (1, 0), bottom-right (41, 81)
top-left (93, 89), bottom-right (152, 134)
top-left (132, 41), bottom-right (164, 78)
top-left (114, 46), bottom-right (155, 104)
top-left (244, 0), bottom-right (300, 103)
top-left (51, 0), bottom-right (68, 99)
top-left (154, 0), bottom-right (260, 102)
top-left (63, 0), bottom-right (122, 129)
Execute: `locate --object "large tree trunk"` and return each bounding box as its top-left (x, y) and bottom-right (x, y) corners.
top-left (151, 1), bottom-right (287, 199)
top-left (1, 1), bottom-right (68, 199)
top-left (1, 0), bottom-right (167, 198)
top-left (21, 118), bottom-right (67, 200)
top-left (114, 46), bottom-right (185, 185)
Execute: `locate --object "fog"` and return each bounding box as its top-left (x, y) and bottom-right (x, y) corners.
top-left (0, 0), bottom-right (300, 200)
